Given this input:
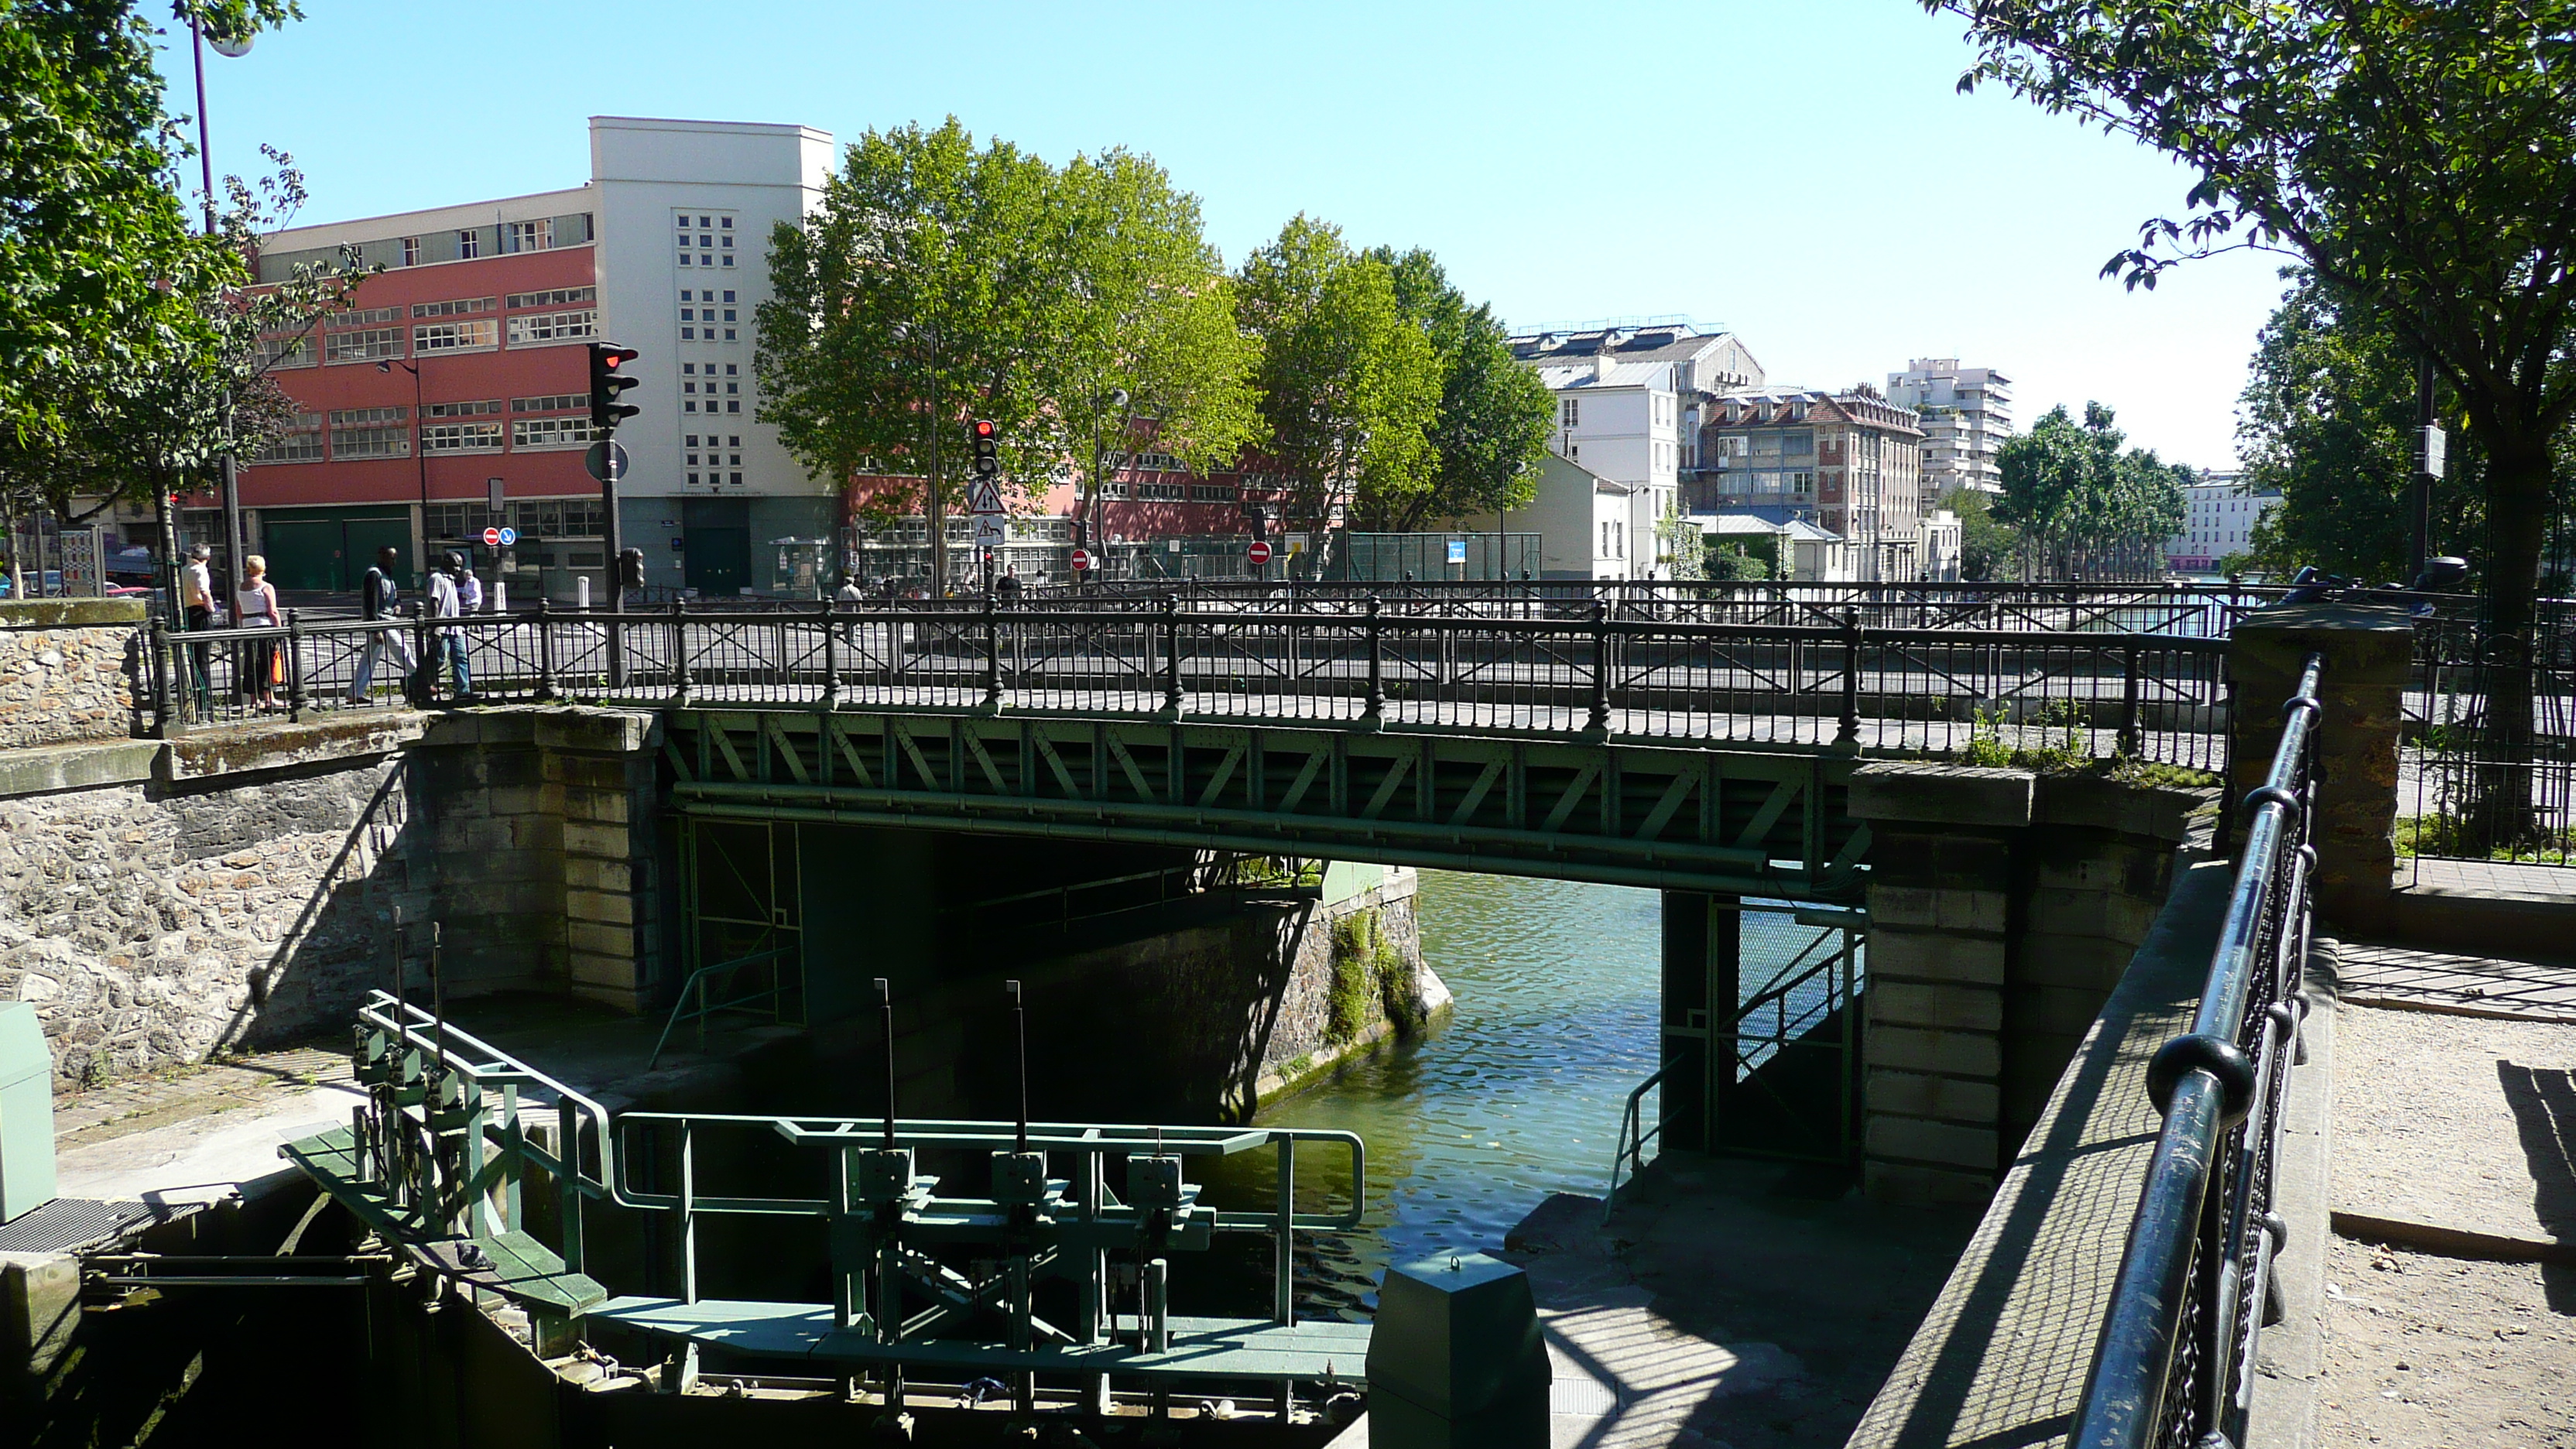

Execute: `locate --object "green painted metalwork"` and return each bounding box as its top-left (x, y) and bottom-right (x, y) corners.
top-left (663, 708), bottom-right (1872, 903)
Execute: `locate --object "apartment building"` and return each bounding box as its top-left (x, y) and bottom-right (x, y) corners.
top-left (1689, 389), bottom-right (1927, 581)
top-left (1508, 323), bottom-right (1768, 577)
top-left (227, 116), bottom-right (834, 600)
top-left (2165, 470), bottom-right (2278, 574)
top-left (1886, 358), bottom-right (2012, 499)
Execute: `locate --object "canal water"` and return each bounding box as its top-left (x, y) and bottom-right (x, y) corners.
top-left (1193, 870), bottom-right (1844, 1321)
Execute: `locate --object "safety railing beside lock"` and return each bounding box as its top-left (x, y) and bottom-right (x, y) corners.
top-left (345, 990), bottom-right (1364, 1348)
top-left (2074, 651), bottom-right (2324, 1449)
top-left (147, 598), bottom-right (2235, 772)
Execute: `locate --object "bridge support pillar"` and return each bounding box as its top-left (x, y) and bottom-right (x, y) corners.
top-left (1659, 891), bottom-right (1739, 1154)
top-left (2227, 602), bottom-right (2413, 935)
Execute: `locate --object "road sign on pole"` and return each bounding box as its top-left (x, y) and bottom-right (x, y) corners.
top-left (584, 440), bottom-right (630, 483)
top-left (1070, 546), bottom-right (1094, 574)
top-left (973, 517), bottom-right (1008, 550)
top-left (498, 527), bottom-right (519, 547)
top-left (965, 478), bottom-right (1005, 517)
top-left (1247, 540), bottom-right (1273, 566)
top-left (482, 526), bottom-right (502, 547)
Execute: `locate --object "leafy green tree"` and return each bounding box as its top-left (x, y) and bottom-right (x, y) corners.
top-left (1995, 403), bottom-right (2185, 579)
top-left (757, 119), bottom-right (1058, 590)
top-left (1923, 0), bottom-right (2576, 827)
top-left (0, 1), bottom-right (296, 448)
top-left (1942, 487), bottom-right (2019, 581)
top-left (1706, 543), bottom-right (1771, 581)
top-left (2239, 272), bottom-right (2487, 584)
top-left (1234, 217), bottom-right (1440, 564)
top-left (1361, 246), bottom-right (1550, 532)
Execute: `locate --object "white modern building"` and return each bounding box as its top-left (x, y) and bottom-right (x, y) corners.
top-left (1886, 358), bottom-right (2013, 499)
top-left (2165, 470), bottom-right (2278, 574)
top-left (1445, 451), bottom-right (1636, 580)
top-left (1507, 324), bottom-right (1768, 578)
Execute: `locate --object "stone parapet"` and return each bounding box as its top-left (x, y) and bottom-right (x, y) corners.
top-left (2228, 601), bottom-right (2413, 934)
top-left (0, 599), bottom-right (143, 750)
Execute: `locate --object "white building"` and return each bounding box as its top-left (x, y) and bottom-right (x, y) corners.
top-left (1508, 324), bottom-right (1768, 578)
top-left (1920, 508), bottom-right (1963, 581)
top-left (1444, 451), bottom-right (1634, 580)
top-left (1886, 358), bottom-right (2013, 499)
top-left (2165, 470), bottom-right (2278, 574)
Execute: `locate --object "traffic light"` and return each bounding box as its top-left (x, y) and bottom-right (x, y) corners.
top-left (589, 342), bottom-right (642, 429)
top-left (968, 418), bottom-right (1000, 481)
top-left (615, 547), bottom-right (646, 590)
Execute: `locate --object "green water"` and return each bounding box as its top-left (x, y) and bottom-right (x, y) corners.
top-left (1197, 869), bottom-right (1667, 1317)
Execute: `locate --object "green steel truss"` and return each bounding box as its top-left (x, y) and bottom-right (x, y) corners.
top-left (663, 709), bottom-right (1872, 901)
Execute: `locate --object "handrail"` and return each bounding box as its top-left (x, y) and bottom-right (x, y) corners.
top-left (1605, 1065), bottom-right (1670, 1224)
top-left (2074, 651), bottom-right (2324, 1448)
top-left (646, 945), bottom-right (796, 1069)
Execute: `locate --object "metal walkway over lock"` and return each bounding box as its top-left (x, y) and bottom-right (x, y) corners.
top-left (286, 992), bottom-right (1375, 1412)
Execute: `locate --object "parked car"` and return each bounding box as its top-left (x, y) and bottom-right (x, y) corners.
top-left (104, 546), bottom-right (157, 584)
top-left (0, 570), bottom-right (66, 598)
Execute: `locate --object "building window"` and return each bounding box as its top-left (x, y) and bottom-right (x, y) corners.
top-left (457, 229), bottom-right (481, 260)
top-left (1562, 398), bottom-right (1579, 427)
top-left (400, 237), bottom-right (420, 267)
top-left (330, 426), bottom-right (409, 459)
top-left (511, 416), bottom-right (596, 450)
top-left (511, 393), bottom-right (585, 414)
top-left (257, 331), bottom-right (314, 369)
top-left (505, 310), bottom-right (598, 346)
top-left (505, 286), bottom-right (595, 310)
top-left (424, 399), bottom-right (502, 418)
top-left (413, 318), bottom-right (499, 353)
top-left (411, 297), bottom-right (494, 318)
top-left (255, 413), bottom-right (324, 463)
top-left (504, 219), bottom-right (553, 253)
top-left (422, 422), bottom-right (505, 454)
top-left (324, 327), bottom-right (402, 364)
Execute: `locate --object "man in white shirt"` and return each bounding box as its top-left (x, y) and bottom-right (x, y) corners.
top-left (430, 553), bottom-right (473, 701)
top-left (180, 543), bottom-right (216, 706)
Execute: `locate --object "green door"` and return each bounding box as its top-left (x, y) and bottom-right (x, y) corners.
top-left (682, 498), bottom-right (751, 596)
top-left (260, 519), bottom-right (348, 591)
top-left (342, 518), bottom-right (413, 591)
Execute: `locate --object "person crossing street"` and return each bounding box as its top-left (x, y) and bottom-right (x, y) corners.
top-left (346, 546), bottom-right (418, 705)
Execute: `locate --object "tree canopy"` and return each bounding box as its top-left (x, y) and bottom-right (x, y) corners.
top-left (1993, 402), bottom-right (2188, 580)
top-left (1359, 246), bottom-right (1551, 533)
top-left (1232, 217), bottom-right (1441, 552)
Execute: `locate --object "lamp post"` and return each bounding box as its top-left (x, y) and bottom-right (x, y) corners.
top-left (189, 9), bottom-right (252, 605)
top-left (379, 358), bottom-right (427, 581)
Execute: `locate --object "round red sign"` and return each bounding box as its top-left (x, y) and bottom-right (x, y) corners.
top-left (482, 526), bottom-right (502, 546)
top-left (1247, 540), bottom-right (1273, 565)
top-left (1070, 546), bottom-right (1094, 572)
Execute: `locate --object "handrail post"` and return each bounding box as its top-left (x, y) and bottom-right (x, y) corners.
top-left (2120, 641), bottom-right (2144, 757)
top-left (284, 609), bottom-right (306, 722)
top-left (1157, 591), bottom-right (1184, 721)
top-left (148, 617), bottom-right (173, 738)
top-left (982, 587), bottom-right (1004, 714)
top-left (1362, 593), bottom-right (1386, 729)
top-left (1585, 599), bottom-right (1612, 739)
top-left (1837, 606), bottom-right (1861, 750)
top-left (670, 601), bottom-right (693, 706)
top-left (822, 603), bottom-right (844, 707)
top-left (535, 598), bottom-right (559, 701)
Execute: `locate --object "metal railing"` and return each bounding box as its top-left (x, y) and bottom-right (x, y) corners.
top-left (2075, 651), bottom-right (2323, 1448)
top-left (142, 596), bottom-right (2235, 772)
top-left (646, 944), bottom-right (796, 1069)
top-left (1604, 1066), bottom-right (1670, 1224)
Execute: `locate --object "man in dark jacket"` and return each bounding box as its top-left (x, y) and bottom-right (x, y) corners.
top-left (347, 547), bottom-right (419, 704)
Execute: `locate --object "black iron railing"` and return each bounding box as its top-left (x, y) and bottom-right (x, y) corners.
top-left (142, 596), bottom-right (2234, 769)
top-left (2075, 650), bottom-right (2323, 1448)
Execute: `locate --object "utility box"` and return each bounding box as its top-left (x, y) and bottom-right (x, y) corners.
top-left (1365, 1251), bottom-right (1550, 1449)
top-left (0, 1002), bottom-right (57, 1222)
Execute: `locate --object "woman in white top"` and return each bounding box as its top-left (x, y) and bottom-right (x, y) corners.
top-left (234, 554), bottom-right (283, 711)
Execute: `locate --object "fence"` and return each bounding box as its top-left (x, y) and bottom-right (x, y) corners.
top-left (2075, 651), bottom-right (2323, 1447)
top-left (144, 596), bottom-right (2234, 772)
top-left (2401, 599), bottom-right (2576, 869)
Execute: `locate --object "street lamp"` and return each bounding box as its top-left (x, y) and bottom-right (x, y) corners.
top-left (379, 358), bottom-right (427, 580)
top-left (188, 9), bottom-right (253, 604)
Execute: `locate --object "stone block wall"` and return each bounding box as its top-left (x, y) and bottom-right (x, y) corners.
top-left (1852, 762), bottom-right (2213, 1206)
top-left (0, 600), bottom-right (143, 749)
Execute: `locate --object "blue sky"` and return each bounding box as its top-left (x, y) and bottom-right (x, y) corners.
top-left (157, 0), bottom-right (2290, 467)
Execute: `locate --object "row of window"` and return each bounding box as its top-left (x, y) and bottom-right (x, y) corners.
top-left (256, 414), bottom-right (600, 464)
top-left (398, 219), bottom-right (553, 268)
top-left (1096, 481), bottom-right (1239, 503)
top-left (680, 361), bottom-right (745, 414)
top-left (677, 212), bottom-right (737, 269)
top-left (424, 498), bottom-right (605, 543)
top-left (678, 289), bottom-right (741, 342)
top-left (265, 310), bottom-right (599, 368)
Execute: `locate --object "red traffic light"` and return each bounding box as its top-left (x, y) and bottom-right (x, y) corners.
top-left (971, 419), bottom-right (996, 440)
top-left (595, 345), bottom-right (640, 369)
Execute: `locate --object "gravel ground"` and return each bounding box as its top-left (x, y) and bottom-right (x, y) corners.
top-left (2315, 1235), bottom-right (2576, 1447)
top-left (2331, 1005), bottom-right (2576, 1249)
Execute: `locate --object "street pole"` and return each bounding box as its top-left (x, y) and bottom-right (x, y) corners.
top-left (2409, 355), bottom-right (2435, 584)
top-left (191, 14), bottom-right (245, 606)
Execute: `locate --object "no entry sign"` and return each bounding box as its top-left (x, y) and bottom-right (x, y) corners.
top-left (1070, 546), bottom-right (1094, 573)
top-left (1247, 540), bottom-right (1273, 566)
top-left (482, 526), bottom-right (502, 547)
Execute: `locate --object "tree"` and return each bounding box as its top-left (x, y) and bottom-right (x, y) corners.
top-left (1233, 217), bottom-right (1440, 566)
top-left (1944, 486), bottom-right (2019, 581)
top-left (0, 1), bottom-right (296, 449)
top-left (1707, 543), bottom-right (1772, 581)
top-left (1994, 402), bottom-right (2186, 579)
top-left (1923, 0), bottom-right (2576, 831)
top-left (1036, 149), bottom-right (1261, 550)
top-left (756, 119), bottom-right (1059, 591)
top-left (2238, 272), bottom-right (2488, 584)
top-left (1360, 246), bottom-right (1551, 532)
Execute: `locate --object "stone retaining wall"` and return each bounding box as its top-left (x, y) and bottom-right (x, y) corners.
top-left (0, 600), bottom-right (143, 751)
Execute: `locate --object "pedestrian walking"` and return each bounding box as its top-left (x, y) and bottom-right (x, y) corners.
top-left (430, 553), bottom-right (474, 701)
top-left (347, 546), bottom-right (418, 705)
top-left (180, 542), bottom-right (216, 707)
top-left (996, 566), bottom-right (1023, 606)
top-left (233, 555), bottom-right (282, 712)
top-left (836, 573), bottom-right (864, 606)
top-left (456, 559), bottom-right (485, 616)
